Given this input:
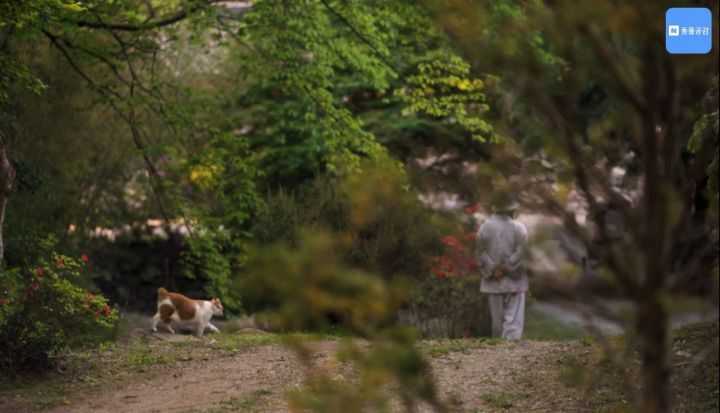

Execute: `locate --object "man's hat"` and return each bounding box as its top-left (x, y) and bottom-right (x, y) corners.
top-left (489, 191), bottom-right (520, 213)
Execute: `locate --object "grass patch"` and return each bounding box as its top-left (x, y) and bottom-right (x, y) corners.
top-left (423, 337), bottom-right (503, 358)
top-left (672, 321), bottom-right (719, 413)
top-left (557, 356), bottom-right (586, 387)
top-left (480, 392), bottom-right (514, 409)
top-left (210, 331), bottom-right (283, 353)
top-left (125, 342), bottom-right (174, 367)
top-left (523, 307), bottom-right (588, 341)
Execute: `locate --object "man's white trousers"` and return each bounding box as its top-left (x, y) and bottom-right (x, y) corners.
top-left (488, 292), bottom-right (525, 340)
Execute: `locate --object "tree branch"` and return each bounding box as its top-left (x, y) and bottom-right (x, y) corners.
top-left (44, 29), bottom-right (172, 222)
top-left (70, 1), bottom-right (225, 32)
top-left (318, 0), bottom-right (403, 80)
top-left (540, 193), bottom-right (641, 297)
top-left (581, 24), bottom-right (646, 114)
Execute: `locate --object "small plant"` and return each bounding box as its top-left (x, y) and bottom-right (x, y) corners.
top-left (482, 392), bottom-right (514, 409)
top-left (0, 252), bottom-right (119, 374)
top-left (406, 275), bottom-right (489, 338)
top-left (424, 337), bottom-right (502, 357)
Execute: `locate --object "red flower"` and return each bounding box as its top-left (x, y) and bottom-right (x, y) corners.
top-left (32, 281), bottom-right (39, 290)
top-left (94, 311), bottom-right (100, 318)
top-left (441, 235), bottom-right (463, 252)
top-left (103, 304), bottom-right (112, 315)
top-left (465, 204), bottom-right (480, 213)
top-left (56, 258), bottom-right (65, 266)
top-left (37, 267), bottom-right (44, 277)
top-left (24, 289), bottom-right (31, 298)
top-left (0, 298), bottom-right (7, 305)
top-left (81, 254), bottom-right (89, 262)
top-left (87, 291), bottom-right (94, 298)
top-left (83, 300), bottom-right (90, 308)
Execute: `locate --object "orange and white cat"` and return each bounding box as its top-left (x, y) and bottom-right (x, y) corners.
top-left (151, 287), bottom-right (223, 337)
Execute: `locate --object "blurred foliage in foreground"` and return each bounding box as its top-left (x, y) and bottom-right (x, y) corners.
top-left (245, 230), bottom-right (445, 412)
top-left (245, 159), bottom-right (490, 337)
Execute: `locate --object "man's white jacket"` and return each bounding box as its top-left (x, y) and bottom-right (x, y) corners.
top-left (475, 214), bottom-right (528, 293)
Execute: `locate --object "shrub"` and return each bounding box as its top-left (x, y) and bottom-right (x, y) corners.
top-left (247, 161), bottom-right (491, 337)
top-left (404, 275), bottom-right (490, 338)
top-left (0, 253), bottom-right (119, 374)
top-left (251, 163), bottom-right (442, 281)
top-left (246, 165), bottom-right (443, 316)
top-left (406, 207), bottom-right (490, 338)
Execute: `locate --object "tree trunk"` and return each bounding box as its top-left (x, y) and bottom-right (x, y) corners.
top-left (636, 41), bottom-right (672, 412)
top-left (637, 292), bottom-right (671, 412)
top-left (0, 129), bottom-right (15, 265)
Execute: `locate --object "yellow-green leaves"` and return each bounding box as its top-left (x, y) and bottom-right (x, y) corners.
top-left (399, 53), bottom-right (496, 142)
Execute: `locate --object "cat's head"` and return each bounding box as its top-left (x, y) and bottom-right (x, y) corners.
top-left (211, 298), bottom-right (224, 316)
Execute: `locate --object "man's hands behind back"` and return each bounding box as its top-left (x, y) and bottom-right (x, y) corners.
top-left (491, 264), bottom-right (507, 280)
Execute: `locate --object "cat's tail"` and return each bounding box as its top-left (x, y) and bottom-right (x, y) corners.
top-left (157, 287), bottom-right (169, 299)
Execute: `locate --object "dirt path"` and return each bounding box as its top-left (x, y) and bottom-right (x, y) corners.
top-left (43, 337), bottom-right (601, 413)
top-left (45, 341), bottom-right (314, 413)
top-left (427, 340), bottom-right (600, 412)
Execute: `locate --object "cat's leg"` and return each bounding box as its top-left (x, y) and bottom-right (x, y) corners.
top-left (151, 313), bottom-right (161, 332)
top-left (195, 321), bottom-right (205, 337)
top-left (205, 322), bottom-right (220, 334)
top-left (158, 316), bottom-right (176, 334)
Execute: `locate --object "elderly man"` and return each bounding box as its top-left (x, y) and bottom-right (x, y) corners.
top-left (475, 193), bottom-right (528, 340)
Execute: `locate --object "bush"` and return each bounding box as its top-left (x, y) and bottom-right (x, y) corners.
top-left (405, 211), bottom-right (491, 338)
top-left (247, 161), bottom-right (491, 337)
top-left (403, 275), bottom-right (490, 338)
top-left (0, 253), bottom-right (119, 374)
top-left (251, 163), bottom-right (442, 280)
top-left (246, 164), bottom-right (443, 315)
